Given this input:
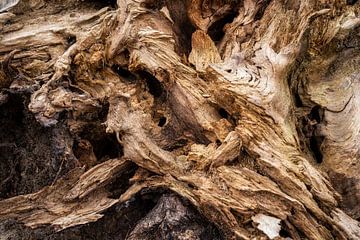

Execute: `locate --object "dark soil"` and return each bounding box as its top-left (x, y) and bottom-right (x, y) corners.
top-left (0, 92), bottom-right (77, 199)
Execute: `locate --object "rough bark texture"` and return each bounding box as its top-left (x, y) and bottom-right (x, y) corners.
top-left (0, 0), bottom-right (360, 239)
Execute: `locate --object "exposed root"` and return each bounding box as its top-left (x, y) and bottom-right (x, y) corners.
top-left (0, 0), bottom-right (359, 239)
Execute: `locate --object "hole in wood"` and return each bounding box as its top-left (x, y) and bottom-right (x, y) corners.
top-left (112, 65), bottom-right (137, 82)
top-left (309, 105), bottom-right (322, 123)
top-left (77, 124), bottom-right (123, 163)
top-left (279, 227), bottom-right (292, 238)
top-left (158, 116), bottom-right (167, 127)
top-left (310, 135), bottom-right (324, 164)
top-left (66, 35), bottom-right (76, 46)
top-left (92, 134), bottom-right (123, 161)
top-left (218, 108), bottom-right (229, 119)
top-left (138, 71), bottom-right (164, 98)
top-left (294, 92), bottom-right (303, 107)
top-left (208, 12), bottom-right (238, 43)
top-left (290, 208), bottom-right (296, 215)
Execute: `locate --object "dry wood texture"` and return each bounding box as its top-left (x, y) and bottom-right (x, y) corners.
top-left (0, 0), bottom-right (360, 239)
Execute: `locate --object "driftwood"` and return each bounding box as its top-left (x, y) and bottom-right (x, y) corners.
top-left (0, 0), bottom-right (360, 239)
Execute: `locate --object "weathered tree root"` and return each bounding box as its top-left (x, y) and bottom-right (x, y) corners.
top-left (0, 0), bottom-right (360, 239)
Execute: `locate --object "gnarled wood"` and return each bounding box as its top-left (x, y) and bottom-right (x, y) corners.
top-left (0, 0), bottom-right (359, 239)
